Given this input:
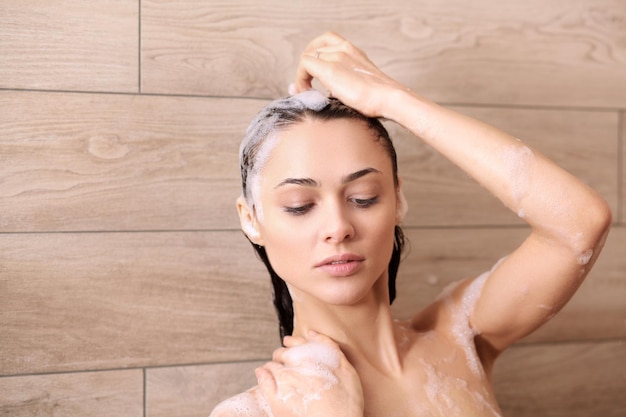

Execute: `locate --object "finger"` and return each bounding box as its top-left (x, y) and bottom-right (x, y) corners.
top-left (283, 335), bottom-right (307, 348)
top-left (293, 32), bottom-right (349, 94)
top-left (255, 366), bottom-right (277, 398)
top-left (272, 347), bottom-right (287, 363)
top-left (302, 31), bottom-right (346, 54)
top-left (306, 329), bottom-right (341, 348)
top-left (293, 51), bottom-right (343, 95)
top-left (293, 57), bottom-right (315, 93)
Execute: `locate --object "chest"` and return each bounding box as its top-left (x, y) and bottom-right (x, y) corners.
top-left (358, 337), bottom-right (502, 417)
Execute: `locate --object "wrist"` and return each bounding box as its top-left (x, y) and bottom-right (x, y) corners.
top-left (381, 88), bottom-right (439, 139)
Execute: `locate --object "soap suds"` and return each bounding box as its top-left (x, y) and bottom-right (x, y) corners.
top-left (239, 90), bottom-right (331, 223)
top-left (502, 143), bottom-right (534, 208)
top-left (353, 67), bottom-right (375, 76)
top-left (420, 359), bottom-right (461, 415)
top-left (210, 391), bottom-right (267, 417)
top-left (446, 258), bottom-right (506, 376)
top-left (577, 249), bottom-right (593, 265)
top-left (241, 214), bottom-right (260, 239)
top-left (471, 389), bottom-right (504, 417)
top-left (537, 304), bottom-right (557, 321)
top-left (272, 341), bottom-right (341, 415)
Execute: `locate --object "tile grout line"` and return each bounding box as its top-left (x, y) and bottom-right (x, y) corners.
top-left (618, 111), bottom-right (624, 225)
top-left (138, 0), bottom-right (142, 94)
top-left (143, 367), bottom-right (147, 417)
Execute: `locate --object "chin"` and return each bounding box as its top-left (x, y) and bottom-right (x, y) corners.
top-left (315, 280), bottom-right (380, 306)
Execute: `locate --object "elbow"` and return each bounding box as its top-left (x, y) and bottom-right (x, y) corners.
top-left (587, 194), bottom-right (612, 240)
top-left (574, 194), bottom-right (612, 261)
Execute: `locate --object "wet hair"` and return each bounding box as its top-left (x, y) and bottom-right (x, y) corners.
top-left (239, 91), bottom-right (406, 340)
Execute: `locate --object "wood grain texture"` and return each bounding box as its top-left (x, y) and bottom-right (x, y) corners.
top-left (494, 340), bottom-right (626, 417)
top-left (0, 231), bottom-right (277, 376)
top-left (393, 106), bottom-right (619, 227)
top-left (143, 340), bottom-right (626, 417)
top-left (1, 91), bottom-right (618, 232)
top-left (1, 228), bottom-right (623, 376)
top-left (141, 0), bottom-right (626, 108)
top-left (392, 227), bottom-right (626, 343)
top-left (0, 369), bottom-right (143, 417)
top-left (146, 361), bottom-right (264, 417)
top-left (0, 91), bottom-right (262, 232)
top-left (0, 0), bottom-right (138, 93)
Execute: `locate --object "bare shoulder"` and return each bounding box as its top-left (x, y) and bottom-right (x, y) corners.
top-left (409, 277), bottom-right (472, 332)
top-left (209, 388), bottom-right (268, 417)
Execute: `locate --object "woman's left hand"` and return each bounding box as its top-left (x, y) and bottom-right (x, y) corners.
top-left (255, 331), bottom-right (364, 417)
top-left (291, 32), bottom-right (405, 118)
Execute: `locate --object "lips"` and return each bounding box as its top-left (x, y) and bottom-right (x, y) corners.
top-left (315, 254), bottom-right (365, 277)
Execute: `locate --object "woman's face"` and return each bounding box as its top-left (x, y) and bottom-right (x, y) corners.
top-left (253, 117), bottom-right (399, 306)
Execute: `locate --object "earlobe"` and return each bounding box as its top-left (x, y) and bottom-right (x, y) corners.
top-left (236, 195), bottom-right (263, 245)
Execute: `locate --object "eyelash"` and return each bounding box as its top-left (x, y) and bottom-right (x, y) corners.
top-left (283, 197), bottom-right (378, 216)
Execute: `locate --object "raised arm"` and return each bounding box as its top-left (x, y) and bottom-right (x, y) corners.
top-left (291, 32), bottom-right (612, 353)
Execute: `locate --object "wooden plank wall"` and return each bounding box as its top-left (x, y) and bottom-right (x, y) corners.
top-left (1, 1), bottom-right (624, 416)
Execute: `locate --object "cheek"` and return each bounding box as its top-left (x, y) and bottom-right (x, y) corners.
top-left (260, 222), bottom-right (311, 279)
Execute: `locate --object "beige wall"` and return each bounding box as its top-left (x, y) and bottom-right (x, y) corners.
top-left (1, 1), bottom-right (625, 416)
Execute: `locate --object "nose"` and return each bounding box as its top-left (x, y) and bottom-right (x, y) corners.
top-left (322, 203), bottom-right (355, 243)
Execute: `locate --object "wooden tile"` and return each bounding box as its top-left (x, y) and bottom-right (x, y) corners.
top-left (0, 0), bottom-right (138, 92)
top-left (392, 227), bottom-right (626, 343)
top-left (2, 227), bottom-right (623, 375)
top-left (1, 92), bottom-right (617, 232)
top-left (0, 231), bottom-right (277, 376)
top-left (392, 106), bottom-right (619, 227)
top-left (141, 0), bottom-right (626, 108)
top-left (0, 370), bottom-right (143, 417)
top-left (494, 340), bottom-right (626, 417)
top-left (146, 340), bottom-right (626, 417)
top-left (0, 91), bottom-right (262, 232)
top-left (146, 361), bottom-right (265, 417)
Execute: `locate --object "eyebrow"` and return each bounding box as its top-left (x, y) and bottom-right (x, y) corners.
top-left (274, 167), bottom-right (382, 189)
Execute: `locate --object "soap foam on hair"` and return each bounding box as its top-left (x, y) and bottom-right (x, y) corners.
top-left (239, 90), bottom-right (330, 222)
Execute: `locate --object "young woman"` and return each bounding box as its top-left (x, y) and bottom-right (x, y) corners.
top-left (211, 32), bottom-right (611, 417)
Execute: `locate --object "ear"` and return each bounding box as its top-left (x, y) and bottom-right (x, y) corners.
top-left (395, 177), bottom-right (408, 225)
top-left (236, 195), bottom-right (264, 245)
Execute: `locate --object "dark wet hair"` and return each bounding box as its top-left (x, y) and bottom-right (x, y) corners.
top-left (240, 93), bottom-right (406, 340)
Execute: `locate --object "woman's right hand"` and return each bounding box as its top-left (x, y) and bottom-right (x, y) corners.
top-left (255, 331), bottom-right (364, 417)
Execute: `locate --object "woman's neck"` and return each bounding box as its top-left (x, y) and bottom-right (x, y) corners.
top-left (290, 280), bottom-right (403, 375)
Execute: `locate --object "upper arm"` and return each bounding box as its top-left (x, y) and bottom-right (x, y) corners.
top-left (468, 210), bottom-right (611, 354)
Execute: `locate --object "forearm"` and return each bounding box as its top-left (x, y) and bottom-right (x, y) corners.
top-left (387, 89), bottom-right (611, 252)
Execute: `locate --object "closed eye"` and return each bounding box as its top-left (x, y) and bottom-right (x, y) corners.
top-left (283, 203), bottom-right (315, 216)
top-left (352, 197), bottom-right (378, 208)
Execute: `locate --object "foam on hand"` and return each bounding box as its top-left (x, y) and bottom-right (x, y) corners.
top-left (276, 341), bottom-right (341, 413)
top-left (210, 391), bottom-right (268, 417)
